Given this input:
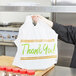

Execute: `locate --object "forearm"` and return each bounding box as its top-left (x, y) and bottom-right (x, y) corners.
top-left (52, 22), bottom-right (76, 44)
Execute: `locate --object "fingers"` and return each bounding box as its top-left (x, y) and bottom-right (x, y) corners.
top-left (32, 15), bottom-right (46, 23)
top-left (32, 16), bottom-right (39, 23)
top-left (32, 15), bottom-right (53, 27)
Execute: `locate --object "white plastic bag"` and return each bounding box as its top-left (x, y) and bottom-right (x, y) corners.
top-left (13, 16), bottom-right (58, 70)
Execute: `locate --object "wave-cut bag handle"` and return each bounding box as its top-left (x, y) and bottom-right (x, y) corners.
top-left (19, 15), bottom-right (34, 32)
top-left (37, 18), bottom-right (58, 35)
top-left (24, 15), bottom-right (34, 27)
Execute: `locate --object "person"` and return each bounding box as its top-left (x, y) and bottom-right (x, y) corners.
top-left (32, 15), bottom-right (76, 68)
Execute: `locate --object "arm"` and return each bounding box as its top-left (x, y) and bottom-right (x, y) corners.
top-left (52, 22), bottom-right (76, 44)
top-left (32, 15), bottom-right (76, 44)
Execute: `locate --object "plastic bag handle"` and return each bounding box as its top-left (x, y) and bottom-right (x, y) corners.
top-left (24, 16), bottom-right (33, 25)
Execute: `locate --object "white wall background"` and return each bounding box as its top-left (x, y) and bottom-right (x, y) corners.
top-left (0, 0), bottom-right (52, 23)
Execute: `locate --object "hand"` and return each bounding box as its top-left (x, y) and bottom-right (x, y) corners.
top-left (32, 15), bottom-right (53, 27)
